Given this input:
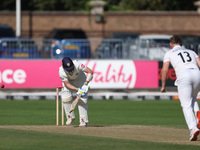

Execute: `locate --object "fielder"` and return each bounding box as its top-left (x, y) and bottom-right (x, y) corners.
top-left (59, 57), bottom-right (93, 127)
top-left (161, 35), bottom-right (200, 141)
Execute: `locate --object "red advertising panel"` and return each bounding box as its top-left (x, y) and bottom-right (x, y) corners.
top-left (158, 61), bottom-right (176, 87)
top-left (0, 60), bottom-right (158, 89)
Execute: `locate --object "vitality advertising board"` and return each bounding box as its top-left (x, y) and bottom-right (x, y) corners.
top-left (0, 60), bottom-right (158, 89)
top-left (84, 60), bottom-right (158, 89)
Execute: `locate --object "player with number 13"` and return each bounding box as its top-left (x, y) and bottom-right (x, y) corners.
top-left (161, 35), bottom-right (200, 141)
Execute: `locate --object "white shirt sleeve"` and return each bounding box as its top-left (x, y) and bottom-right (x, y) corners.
top-left (74, 60), bottom-right (87, 71)
top-left (59, 66), bottom-right (68, 81)
top-left (163, 51), bottom-right (170, 63)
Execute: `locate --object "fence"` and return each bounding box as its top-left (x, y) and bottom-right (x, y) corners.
top-left (0, 38), bottom-right (200, 60)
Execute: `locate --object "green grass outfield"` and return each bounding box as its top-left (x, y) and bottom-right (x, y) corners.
top-left (0, 100), bottom-right (199, 150)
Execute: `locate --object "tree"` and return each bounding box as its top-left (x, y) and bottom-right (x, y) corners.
top-left (0, 0), bottom-right (91, 11)
top-left (0, 0), bottom-right (198, 11)
top-left (106, 0), bottom-right (197, 11)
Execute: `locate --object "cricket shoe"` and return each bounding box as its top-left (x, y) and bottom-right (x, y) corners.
top-left (66, 118), bottom-right (75, 125)
top-left (197, 110), bottom-right (200, 129)
top-left (79, 118), bottom-right (87, 127)
top-left (189, 127), bottom-right (199, 141)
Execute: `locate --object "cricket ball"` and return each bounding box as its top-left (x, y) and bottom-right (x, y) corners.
top-left (1, 84), bottom-right (5, 88)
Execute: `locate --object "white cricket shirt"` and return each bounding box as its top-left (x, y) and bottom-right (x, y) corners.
top-left (163, 45), bottom-right (199, 78)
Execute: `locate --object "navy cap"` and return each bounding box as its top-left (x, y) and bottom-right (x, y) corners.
top-left (62, 57), bottom-right (74, 71)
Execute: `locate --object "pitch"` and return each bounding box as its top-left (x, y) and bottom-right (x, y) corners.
top-left (0, 99), bottom-right (200, 149)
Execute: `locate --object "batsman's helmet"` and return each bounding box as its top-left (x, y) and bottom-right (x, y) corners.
top-left (62, 57), bottom-right (74, 71)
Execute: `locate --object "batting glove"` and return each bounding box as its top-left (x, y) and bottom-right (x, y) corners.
top-left (76, 88), bottom-right (86, 97)
top-left (81, 82), bottom-right (89, 94)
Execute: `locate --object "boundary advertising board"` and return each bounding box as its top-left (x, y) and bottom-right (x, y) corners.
top-left (0, 60), bottom-right (160, 89)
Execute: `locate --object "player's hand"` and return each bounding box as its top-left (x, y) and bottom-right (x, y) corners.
top-left (76, 88), bottom-right (86, 97)
top-left (160, 87), bottom-right (166, 93)
top-left (81, 82), bottom-right (89, 94)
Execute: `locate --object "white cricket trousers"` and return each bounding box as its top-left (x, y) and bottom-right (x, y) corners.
top-left (61, 79), bottom-right (89, 124)
top-left (177, 68), bottom-right (200, 130)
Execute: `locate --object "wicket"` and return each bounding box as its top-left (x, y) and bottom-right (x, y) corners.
top-left (56, 87), bottom-right (64, 126)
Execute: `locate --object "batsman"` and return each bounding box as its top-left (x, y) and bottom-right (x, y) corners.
top-left (59, 57), bottom-right (93, 127)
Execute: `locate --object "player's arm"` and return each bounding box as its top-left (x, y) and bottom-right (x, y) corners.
top-left (83, 67), bottom-right (93, 84)
top-left (63, 80), bottom-right (78, 91)
top-left (160, 62), bottom-right (170, 93)
top-left (80, 66), bottom-right (93, 94)
top-left (196, 57), bottom-right (200, 68)
top-left (59, 69), bottom-right (78, 91)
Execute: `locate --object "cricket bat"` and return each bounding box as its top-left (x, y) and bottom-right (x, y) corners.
top-left (69, 94), bottom-right (82, 113)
